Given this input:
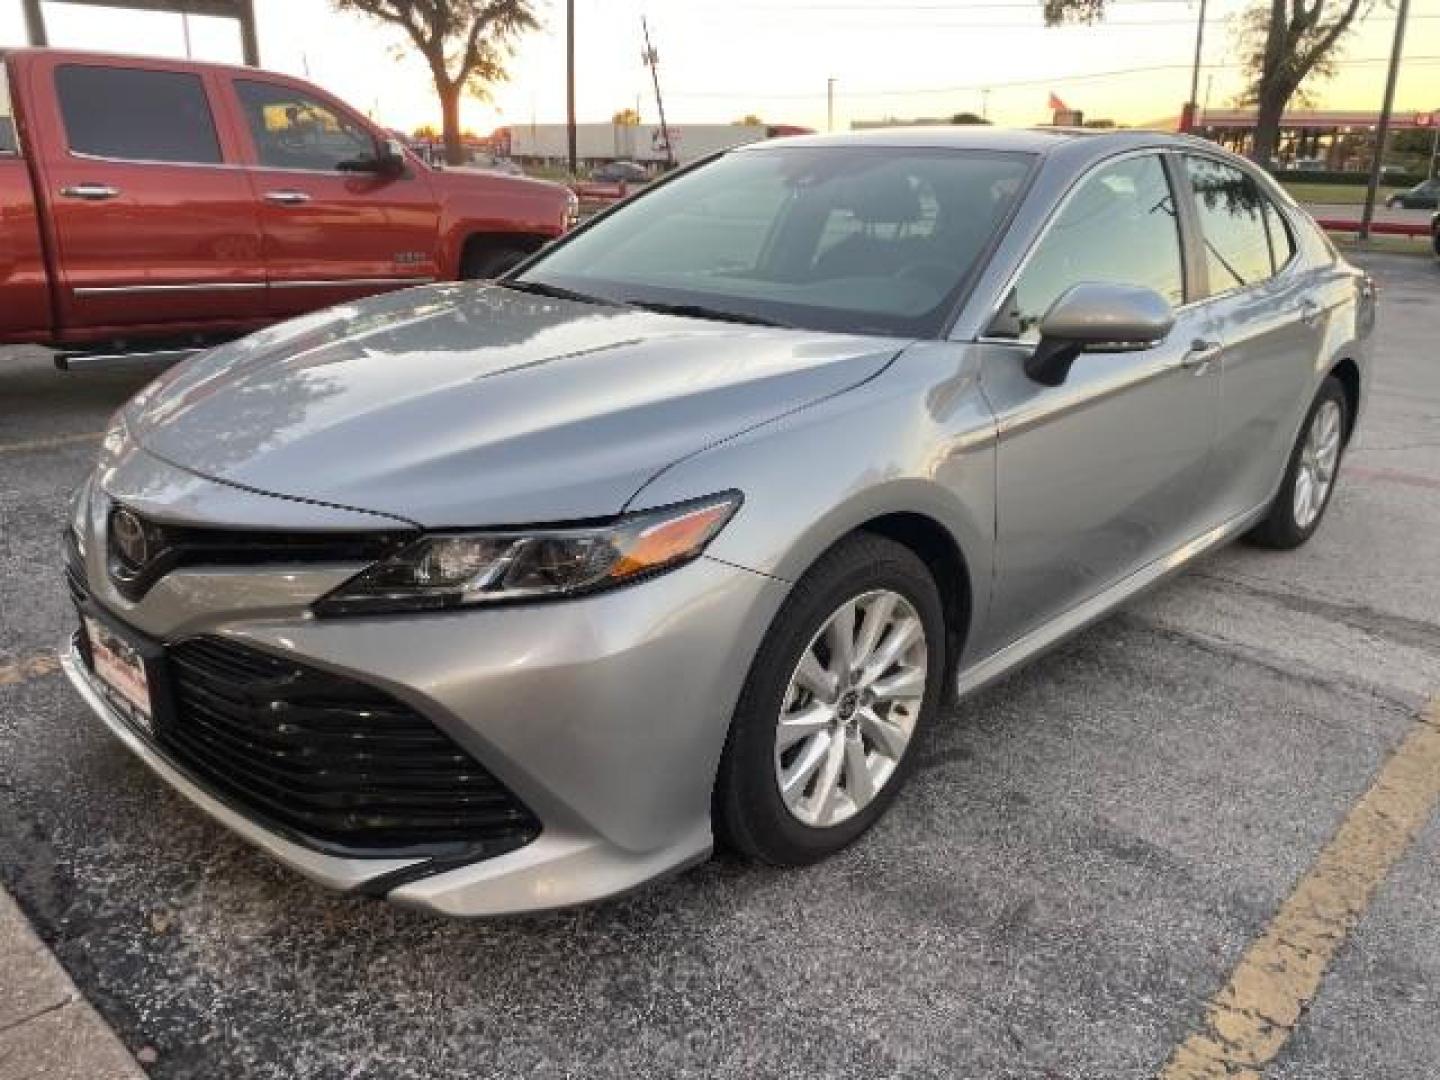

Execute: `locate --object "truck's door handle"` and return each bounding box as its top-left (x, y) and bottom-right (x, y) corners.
top-left (1298, 299), bottom-right (1322, 327)
top-left (1179, 339), bottom-right (1223, 374)
top-left (60, 183), bottom-right (120, 201)
top-left (264, 190), bottom-right (312, 205)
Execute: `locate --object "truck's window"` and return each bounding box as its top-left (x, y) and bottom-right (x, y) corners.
top-left (0, 61), bottom-right (17, 155)
top-left (235, 81), bottom-right (377, 172)
top-left (56, 65), bottom-right (222, 165)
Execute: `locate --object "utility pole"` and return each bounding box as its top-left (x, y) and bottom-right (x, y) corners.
top-left (567, 0), bottom-right (578, 177)
top-left (981, 87), bottom-right (991, 121)
top-left (1183, 0), bottom-right (1208, 133)
top-left (237, 0), bottom-right (260, 66)
top-left (181, 13), bottom-right (194, 59)
top-left (827, 77), bottom-right (836, 132)
top-left (642, 17), bottom-right (674, 169)
top-left (21, 0), bottom-right (47, 47)
top-left (1359, 0), bottom-right (1409, 241)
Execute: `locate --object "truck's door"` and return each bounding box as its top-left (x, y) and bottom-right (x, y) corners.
top-left (26, 57), bottom-right (266, 337)
top-left (222, 75), bottom-right (442, 318)
top-left (0, 57), bottom-right (50, 342)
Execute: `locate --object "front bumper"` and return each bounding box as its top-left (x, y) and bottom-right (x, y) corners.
top-left (65, 551), bottom-right (788, 915)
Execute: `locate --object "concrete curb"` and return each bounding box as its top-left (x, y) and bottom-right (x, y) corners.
top-left (0, 888), bottom-right (145, 1080)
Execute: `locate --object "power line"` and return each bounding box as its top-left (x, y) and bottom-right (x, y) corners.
top-left (665, 55), bottom-right (1440, 99)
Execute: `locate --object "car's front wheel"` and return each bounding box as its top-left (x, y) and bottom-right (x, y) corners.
top-left (714, 533), bottom-right (946, 865)
top-left (1248, 375), bottom-right (1349, 549)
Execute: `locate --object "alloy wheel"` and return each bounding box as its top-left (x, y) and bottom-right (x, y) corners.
top-left (773, 590), bottom-right (928, 828)
top-left (1293, 398), bottom-right (1343, 531)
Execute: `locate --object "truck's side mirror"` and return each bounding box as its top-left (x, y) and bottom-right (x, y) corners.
top-left (1025, 282), bottom-right (1175, 387)
top-left (338, 138), bottom-right (408, 178)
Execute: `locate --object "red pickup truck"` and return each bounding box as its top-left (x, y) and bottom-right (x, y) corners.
top-left (0, 48), bottom-right (577, 366)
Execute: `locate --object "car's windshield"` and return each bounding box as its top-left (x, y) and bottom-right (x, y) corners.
top-left (517, 145), bottom-right (1034, 337)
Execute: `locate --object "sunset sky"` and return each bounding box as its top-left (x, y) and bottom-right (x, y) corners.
top-left (2, 0), bottom-right (1437, 135)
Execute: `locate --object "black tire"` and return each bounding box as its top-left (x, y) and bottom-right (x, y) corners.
top-left (1247, 375), bottom-right (1349, 550)
top-left (713, 533), bottom-right (947, 866)
top-left (460, 243), bottom-right (530, 280)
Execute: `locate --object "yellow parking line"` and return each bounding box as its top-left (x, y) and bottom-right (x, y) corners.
top-left (1160, 697), bottom-right (1440, 1078)
top-left (0, 431), bottom-right (102, 455)
top-left (0, 651), bottom-right (62, 687)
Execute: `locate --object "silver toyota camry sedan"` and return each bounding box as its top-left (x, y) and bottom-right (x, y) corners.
top-left (62, 129), bottom-right (1374, 915)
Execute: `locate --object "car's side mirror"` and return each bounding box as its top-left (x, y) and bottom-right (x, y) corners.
top-left (1025, 283), bottom-right (1175, 387)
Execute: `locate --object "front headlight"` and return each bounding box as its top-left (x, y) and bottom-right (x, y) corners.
top-left (313, 492), bottom-right (741, 616)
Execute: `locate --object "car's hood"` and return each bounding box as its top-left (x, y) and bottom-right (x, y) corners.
top-left (126, 284), bottom-right (907, 527)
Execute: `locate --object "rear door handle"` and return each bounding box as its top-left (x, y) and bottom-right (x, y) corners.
top-left (264, 190), bottom-right (312, 205)
top-left (60, 183), bottom-right (120, 201)
top-left (1179, 338), bottom-right (1223, 374)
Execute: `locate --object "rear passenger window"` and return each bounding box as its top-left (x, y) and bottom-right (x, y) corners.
top-left (993, 153), bottom-right (1185, 341)
top-left (0, 61), bottom-right (17, 155)
top-left (56, 65), bottom-right (222, 164)
top-left (1184, 157), bottom-right (1274, 293)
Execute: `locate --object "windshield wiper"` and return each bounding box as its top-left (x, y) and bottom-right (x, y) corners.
top-left (622, 300), bottom-right (793, 329)
top-left (501, 280), bottom-right (620, 307)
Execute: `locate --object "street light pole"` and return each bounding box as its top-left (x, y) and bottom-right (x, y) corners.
top-left (1359, 0), bottom-right (1410, 241)
top-left (827, 78), bottom-right (836, 132)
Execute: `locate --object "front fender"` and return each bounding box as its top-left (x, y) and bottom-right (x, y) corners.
top-left (626, 342), bottom-right (999, 658)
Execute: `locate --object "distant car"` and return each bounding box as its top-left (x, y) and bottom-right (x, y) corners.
top-left (1386, 178), bottom-right (1440, 210)
top-left (591, 160), bottom-right (649, 183)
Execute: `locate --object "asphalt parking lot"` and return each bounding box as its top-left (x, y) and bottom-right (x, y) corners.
top-left (1, 252), bottom-right (1437, 1079)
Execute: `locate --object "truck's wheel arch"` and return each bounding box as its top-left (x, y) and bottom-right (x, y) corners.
top-left (457, 232), bottom-right (550, 279)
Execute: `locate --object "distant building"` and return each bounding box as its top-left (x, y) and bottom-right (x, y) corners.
top-left (1193, 107), bottom-right (1440, 166)
top-left (493, 123), bottom-right (813, 167)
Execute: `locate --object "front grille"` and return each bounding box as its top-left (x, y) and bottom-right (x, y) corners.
top-left (103, 506), bottom-right (414, 601)
top-left (158, 638), bottom-right (541, 856)
top-left (63, 529), bottom-right (89, 607)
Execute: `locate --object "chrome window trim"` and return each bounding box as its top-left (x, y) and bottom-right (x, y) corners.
top-left (67, 149), bottom-right (244, 170)
top-left (975, 146), bottom-right (1185, 346)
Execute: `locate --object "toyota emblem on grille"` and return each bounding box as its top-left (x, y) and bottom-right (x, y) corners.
top-left (110, 508), bottom-right (149, 570)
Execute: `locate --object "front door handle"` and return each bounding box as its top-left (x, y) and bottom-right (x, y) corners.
top-left (1179, 338), bottom-right (1223, 374)
top-left (60, 183), bottom-right (121, 201)
top-left (264, 190), bottom-right (312, 205)
top-left (1298, 299), bottom-right (1322, 327)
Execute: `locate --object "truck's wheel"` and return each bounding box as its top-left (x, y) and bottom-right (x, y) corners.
top-left (460, 244), bottom-right (530, 280)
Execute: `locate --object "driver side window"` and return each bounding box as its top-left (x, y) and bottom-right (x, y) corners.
top-left (235, 80), bottom-right (376, 172)
top-left (993, 154), bottom-right (1185, 341)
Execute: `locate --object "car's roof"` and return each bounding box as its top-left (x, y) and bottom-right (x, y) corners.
top-left (742, 125), bottom-right (1215, 159)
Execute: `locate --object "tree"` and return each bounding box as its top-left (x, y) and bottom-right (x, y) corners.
top-left (1043, 0), bottom-right (1371, 166)
top-left (412, 123), bottom-right (439, 140)
top-left (613, 108), bottom-right (641, 126)
top-left (733, 114), bottom-right (764, 126)
top-left (950, 112), bottom-right (991, 125)
top-left (333, 0), bottom-right (539, 165)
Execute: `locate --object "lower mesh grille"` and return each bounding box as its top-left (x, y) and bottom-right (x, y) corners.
top-left (158, 638), bottom-right (541, 856)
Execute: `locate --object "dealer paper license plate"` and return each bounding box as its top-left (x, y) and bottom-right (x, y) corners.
top-left (83, 615), bottom-right (153, 731)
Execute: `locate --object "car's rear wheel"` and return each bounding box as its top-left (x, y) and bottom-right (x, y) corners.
top-left (1247, 376), bottom-right (1348, 549)
top-left (714, 533), bottom-right (946, 865)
